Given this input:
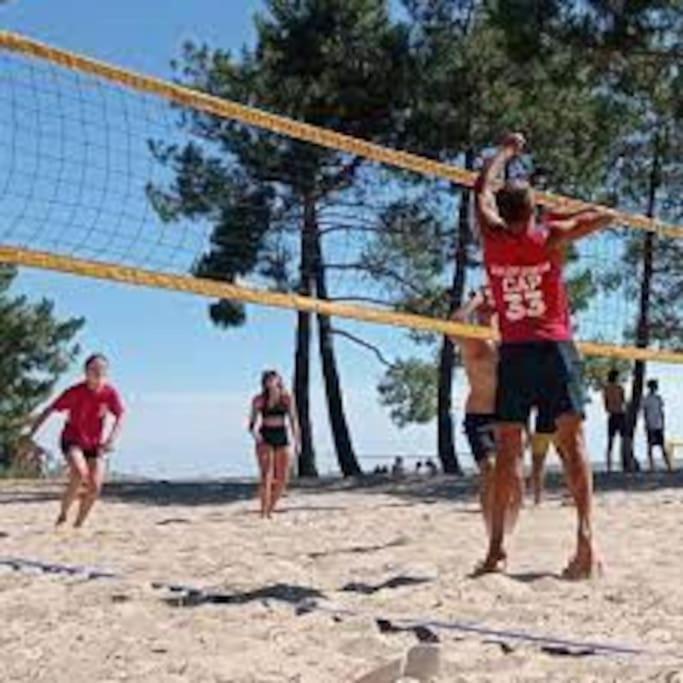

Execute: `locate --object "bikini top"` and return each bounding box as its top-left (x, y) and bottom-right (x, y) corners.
top-left (259, 395), bottom-right (289, 418)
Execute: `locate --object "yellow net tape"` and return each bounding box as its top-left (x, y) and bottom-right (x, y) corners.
top-left (0, 32), bottom-right (681, 364)
top-left (1, 31), bottom-right (682, 239)
top-left (2, 245), bottom-right (681, 364)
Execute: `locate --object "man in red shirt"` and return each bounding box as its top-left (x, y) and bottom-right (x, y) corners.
top-left (475, 133), bottom-right (615, 578)
top-left (30, 354), bottom-right (125, 528)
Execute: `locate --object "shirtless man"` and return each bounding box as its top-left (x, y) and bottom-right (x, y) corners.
top-left (450, 288), bottom-right (501, 535)
top-left (603, 369), bottom-right (626, 472)
top-left (474, 132), bottom-right (615, 578)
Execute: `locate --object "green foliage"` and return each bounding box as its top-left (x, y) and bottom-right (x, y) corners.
top-left (367, 0), bottom-right (619, 429)
top-left (150, 0), bottom-right (412, 329)
top-left (377, 358), bottom-right (438, 427)
top-left (495, 1), bottom-right (683, 351)
top-left (0, 267), bottom-right (83, 456)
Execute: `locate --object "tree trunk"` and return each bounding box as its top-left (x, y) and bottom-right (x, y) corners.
top-left (293, 195), bottom-right (318, 478)
top-left (622, 134), bottom-right (661, 472)
top-left (312, 201), bottom-right (362, 477)
top-left (436, 149), bottom-right (474, 475)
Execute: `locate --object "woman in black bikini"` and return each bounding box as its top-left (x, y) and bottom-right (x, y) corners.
top-left (249, 370), bottom-right (301, 518)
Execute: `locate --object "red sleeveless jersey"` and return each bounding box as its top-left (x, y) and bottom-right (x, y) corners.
top-left (482, 219), bottom-right (573, 343)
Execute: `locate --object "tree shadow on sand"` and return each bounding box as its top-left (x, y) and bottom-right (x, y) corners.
top-left (158, 581), bottom-right (326, 608)
top-left (101, 480), bottom-right (256, 507)
top-left (318, 468), bottom-right (683, 505)
top-left (4, 468), bottom-right (682, 511)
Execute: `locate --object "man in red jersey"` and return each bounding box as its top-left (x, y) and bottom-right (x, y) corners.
top-left (474, 133), bottom-right (615, 578)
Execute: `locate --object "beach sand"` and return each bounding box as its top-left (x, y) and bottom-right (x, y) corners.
top-left (1, 472), bottom-right (683, 682)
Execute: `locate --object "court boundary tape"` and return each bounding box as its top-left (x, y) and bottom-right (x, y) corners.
top-left (0, 555), bottom-right (651, 657)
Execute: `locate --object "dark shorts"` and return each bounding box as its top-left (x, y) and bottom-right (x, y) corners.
top-left (60, 438), bottom-right (100, 460)
top-left (534, 409), bottom-right (556, 435)
top-left (464, 414), bottom-right (496, 464)
top-left (647, 428), bottom-right (664, 447)
top-left (260, 427), bottom-right (289, 448)
top-left (496, 341), bottom-right (585, 426)
top-left (608, 413), bottom-right (626, 438)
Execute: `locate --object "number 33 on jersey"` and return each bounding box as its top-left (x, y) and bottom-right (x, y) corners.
top-left (500, 268), bottom-right (548, 321)
top-left (482, 224), bottom-right (573, 343)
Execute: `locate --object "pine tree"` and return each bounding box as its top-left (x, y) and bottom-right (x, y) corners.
top-left (0, 266), bottom-right (83, 463)
top-left (150, 0), bottom-right (411, 476)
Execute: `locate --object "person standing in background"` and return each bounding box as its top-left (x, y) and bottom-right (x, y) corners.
top-left (603, 369), bottom-right (626, 473)
top-left (642, 380), bottom-right (673, 473)
top-left (249, 370), bottom-right (301, 518)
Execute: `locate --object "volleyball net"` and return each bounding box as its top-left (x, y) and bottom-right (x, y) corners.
top-left (0, 31), bottom-right (682, 363)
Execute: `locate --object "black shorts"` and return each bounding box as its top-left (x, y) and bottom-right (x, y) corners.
top-left (647, 429), bottom-right (664, 447)
top-left (260, 427), bottom-right (289, 448)
top-left (608, 413), bottom-right (626, 438)
top-left (60, 438), bottom-right (100, 460)
top-left (534, 409), bottom-right (556, 435)
top-left (464, 414), bottom-right (496, 464)
top-left (496, 341), bottom-right (585, 426)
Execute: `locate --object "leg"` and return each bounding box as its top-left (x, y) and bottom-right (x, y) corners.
top-left (465, 417), bottom-right (497, 537)
top-left (476, 423), bottom-right (524, 574)
top-left (57, 448), bottom-right (89, 525)
top-left (478, 454), bottom-right (496, 538)
top-left (554, 414), bottom-right (601, 579)
top-left (269, 447), bottom-right (291, 515)
top-left (281, 453), bottom-right (293, 497)
top-left (256, 444), bottom-right (275, 518)
top-left (647, 437), bottom-right (655, 472)
top-left (530, 434), bottom-right (550, 506)
top-left (606, 426), bottom-right (614, 474)
top-left (663, 443), bottom-right (674, 473)
top-left (74, 456), bottom-right (106, 528)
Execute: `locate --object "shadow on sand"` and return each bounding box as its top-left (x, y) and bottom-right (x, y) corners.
top-left (159, 582), bottom-right (326, 608)
top-left (1, 468), bottom-right (682, 510)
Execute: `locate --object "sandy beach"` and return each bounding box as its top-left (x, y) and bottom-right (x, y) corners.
top-left (1, 472), bottom-right (683, 682)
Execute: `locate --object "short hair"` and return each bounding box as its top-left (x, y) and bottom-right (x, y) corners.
top-left (495, 181), bottom-right (535, 224)
top-left (607, 369), bottom-right (619, 382)
top-left (84, 353), bottom-right (108, 370)
top-left (647, 379), bottom-right (658, 391)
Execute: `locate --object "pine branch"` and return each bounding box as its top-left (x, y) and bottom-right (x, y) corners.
top-left (332, 328), bottom-right (394, 367)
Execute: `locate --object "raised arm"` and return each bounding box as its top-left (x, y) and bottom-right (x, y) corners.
top-left (546, 208), bottom-right (617, 250)
top-left (475, 133), bottom-right (526, 233)
top-left (449, 290), bottom-right (485, 342)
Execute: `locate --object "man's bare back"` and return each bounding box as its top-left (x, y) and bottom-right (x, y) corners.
top-left (603, 382), bottom-right (625, 414)
top-left (460, 340), bottom-right (497, 414)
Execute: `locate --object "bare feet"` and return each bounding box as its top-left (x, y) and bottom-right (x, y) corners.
top-left (562, 550), bottom-right (603, 580)
top-left (472, 549), bottom-right (507, 577)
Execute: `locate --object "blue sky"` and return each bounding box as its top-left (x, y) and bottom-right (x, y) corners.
top-left (1, 0), bottom-right (439, 477)
top-left (2, 0), bottom-right (681, 477)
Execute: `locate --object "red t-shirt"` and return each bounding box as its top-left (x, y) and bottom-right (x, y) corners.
top-left (482, 217), bottom-right (572, 343)
top-left (51, 382), bottom-right (124, 450)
